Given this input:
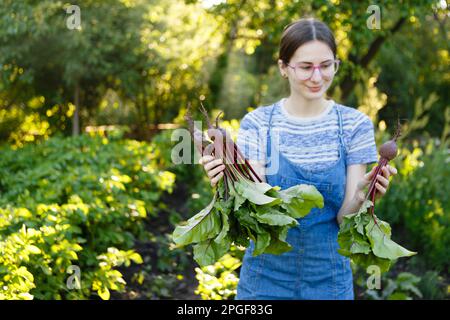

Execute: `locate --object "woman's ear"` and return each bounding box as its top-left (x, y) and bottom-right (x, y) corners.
top-left (278, 59), bottom-right (288, 78)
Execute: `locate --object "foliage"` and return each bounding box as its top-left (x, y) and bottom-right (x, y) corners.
top-left (365, 272), bottom-right (423, 300)
top-left (0, 105), bottom-right (51, 148)
top-left (377, 10), bottom-right (450, 138)
top-left (0, 134), bottom-right (175, 299)
top-left (417, 271), bottom-right (448, 300)
top-left (338, 199), bottom-right (416, 273)
top-left (173, 167), bottom-right (324, 266)
top-left (0, 0), bottom-right (150, 135)
top-left (375, 140), bottom-right (450, 272)
top-left (1, 1), bottom-right (446, 140)
top-left (0, 0), bottom-right (223, 137)
top-left (198, 0), bottom-right (442, 117)
top-left (195, 253), bottom-right (241, 300)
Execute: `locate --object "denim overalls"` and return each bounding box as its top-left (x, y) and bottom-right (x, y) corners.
top-left (236, 102), bottom-right (354, 300)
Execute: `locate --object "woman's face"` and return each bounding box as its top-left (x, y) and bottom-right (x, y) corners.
top-left (278, 40), bottom-right (336, 100)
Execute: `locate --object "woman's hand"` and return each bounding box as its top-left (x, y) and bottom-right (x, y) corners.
top-left (354, 164), bottom-right (398, 202)
top-left (337, 164), bottom-right (397, 224)
top-left (199, 155), bottom-right (226, 187)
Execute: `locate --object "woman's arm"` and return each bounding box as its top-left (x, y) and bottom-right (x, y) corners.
top-left (337, 163), bottom-right (397, 224)
top-left (337, 164), bottom-right (366, 224)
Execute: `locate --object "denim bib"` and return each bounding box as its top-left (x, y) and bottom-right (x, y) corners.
top-left (236, 102), bottom-right (354, 300)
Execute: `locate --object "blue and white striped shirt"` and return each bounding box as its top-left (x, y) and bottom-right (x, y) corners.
top-left (236, 98), bottom-right (378, 171)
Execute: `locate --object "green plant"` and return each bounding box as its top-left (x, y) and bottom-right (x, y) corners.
top-left (156, 234), bottom-right (191, 273)
top-left (338, 200), bottom-right (416, 273)
top-left (417, 271), bottom-right (448, 300)
top-left (338, 124), bottom-right (417, 273)
top-left (376, 140), bottom-right (450, 272)
top-left (195, 253), bottom-right (241, 300)
top-left (365, 272), bottom-right (423, 300)
top-left (146, 274), bottom-right (181, 299)
top-left (0, 134), bottom-right (176, 299)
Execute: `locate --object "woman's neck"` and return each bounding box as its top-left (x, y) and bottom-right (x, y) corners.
top-left (284, 93), bottom-right (330, 118)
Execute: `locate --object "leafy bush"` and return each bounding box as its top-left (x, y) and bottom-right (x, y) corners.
top-left (0, 133), bottom-right (176, 299)
top-left (365, 272), bottom-right (423, 300)
top-left (195, 253), bottom-right (241, 300)
top-left (151, 129), bottom-right (213, 214)
top-left (417, 271), bottom-right (448, 300)
top-left (375, 140), bottom-right (449, 272)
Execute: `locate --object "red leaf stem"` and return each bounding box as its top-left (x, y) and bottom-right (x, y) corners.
top-left (233, 143), bottom-right (263, 183)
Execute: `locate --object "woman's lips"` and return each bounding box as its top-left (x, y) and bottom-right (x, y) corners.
top-left (307, 85), bottom-right (322, 92)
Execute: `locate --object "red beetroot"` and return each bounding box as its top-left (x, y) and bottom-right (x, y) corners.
top-left (365, 120), bottom-right (402, 223)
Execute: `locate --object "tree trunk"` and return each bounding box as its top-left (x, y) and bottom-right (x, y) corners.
top-left (207, 29), bottom-right (234, 108)
top-left (143, 83), bottom-right (150, 126)
top-left (72, 83), bottom-right (80, 136)
top-left (207, 0), bottom-right (246, 109)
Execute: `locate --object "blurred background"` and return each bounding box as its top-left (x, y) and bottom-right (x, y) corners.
top-left (0, 0), bottom-right (448, 300)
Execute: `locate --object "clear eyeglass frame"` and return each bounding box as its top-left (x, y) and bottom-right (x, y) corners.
top-left (285, 59), bottom-right (341, 80)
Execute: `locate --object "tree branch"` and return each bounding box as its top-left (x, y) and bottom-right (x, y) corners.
top-left (360, 16), bottom-right (407, 68)
top-left (432, 9), bottom-right (449, 50)
top-left (340, 16), bottom-right (408, 101)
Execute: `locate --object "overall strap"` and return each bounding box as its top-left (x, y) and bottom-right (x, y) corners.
top-left (336, 104), bottom-right (346, 150)
top-left (265, 104), bottom-right (276, 167)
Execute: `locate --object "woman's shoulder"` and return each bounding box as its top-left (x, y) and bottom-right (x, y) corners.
top-left (240, 101), bottom-right (278, 128)
top-left (334, 103), bottom-right (374, 129)
top-left (335, 103), bottom-right (369, 118)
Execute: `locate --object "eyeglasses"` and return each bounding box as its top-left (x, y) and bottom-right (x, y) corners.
top-left (285, 59), bottom-right (340, 80)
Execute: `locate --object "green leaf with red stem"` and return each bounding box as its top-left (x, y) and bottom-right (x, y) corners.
top-left (172, 193), bottom-right (221, 246)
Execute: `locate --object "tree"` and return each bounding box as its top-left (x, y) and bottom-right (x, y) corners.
top-left (0, 0), bottom-right (224, 139)
top-left (192, 0), bottom-right (440, 114)
top-left (0, 0), bottom-right (148, 135)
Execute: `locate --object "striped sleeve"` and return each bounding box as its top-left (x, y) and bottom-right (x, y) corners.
top-left (346, 114), bottom-right (378, 165)
top-left (236, 110), bottom-right (266, 162)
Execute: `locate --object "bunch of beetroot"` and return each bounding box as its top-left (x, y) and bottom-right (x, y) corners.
top-left (338, 122), bottom-right (417, 272)
top-left (172, 103), bottom-right (324, 267)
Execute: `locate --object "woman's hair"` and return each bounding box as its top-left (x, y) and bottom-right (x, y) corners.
top-left (279, 18), bottom-right (337, 65)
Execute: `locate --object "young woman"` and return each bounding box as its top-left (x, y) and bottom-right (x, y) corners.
top-left (199, 18), bottom-right (397, 300)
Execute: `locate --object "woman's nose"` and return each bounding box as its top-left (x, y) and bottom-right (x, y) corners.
top-left (310, 68), bottom-right (322, 82)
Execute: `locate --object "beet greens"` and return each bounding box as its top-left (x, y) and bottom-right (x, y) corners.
top-left (337, 121), bottom-right (416, 272)
top-left (365, 121), bottom-right (402, 223)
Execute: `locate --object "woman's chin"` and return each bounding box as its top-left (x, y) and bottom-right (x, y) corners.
top-left (301, 90), bottom-right (325, 100)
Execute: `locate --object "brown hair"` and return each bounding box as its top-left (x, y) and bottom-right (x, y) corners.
top-left (279, 18), bottom-right (337, 65)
